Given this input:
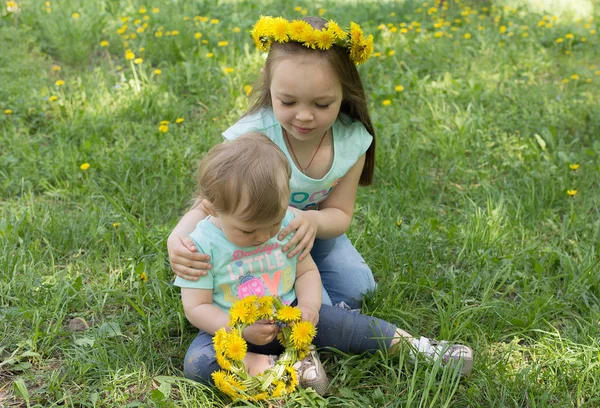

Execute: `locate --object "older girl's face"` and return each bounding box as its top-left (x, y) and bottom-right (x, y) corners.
top-left (269, 53), bottom-right (343, 144)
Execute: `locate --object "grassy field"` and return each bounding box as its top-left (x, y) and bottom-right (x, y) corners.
top-left (1, 0), bottom-right (599, 406)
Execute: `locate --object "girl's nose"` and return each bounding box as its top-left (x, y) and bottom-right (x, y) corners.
top-left (295, 109), bottom-right (313, 121)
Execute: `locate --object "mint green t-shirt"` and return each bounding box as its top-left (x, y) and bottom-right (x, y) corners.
top-left (223, 107), bottom-right (373, 210)
top-left (174, 210), bottom-right (297, 313)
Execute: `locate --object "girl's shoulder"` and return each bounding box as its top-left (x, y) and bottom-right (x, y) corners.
top-left (333, 113), bottom-right (372, 156)
top-left (223, 107), bottom-right (278, 141)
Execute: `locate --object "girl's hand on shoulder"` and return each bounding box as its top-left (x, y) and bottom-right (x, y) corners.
top-left (167, 234), bottom-right (212, 280)
top-left (278, 207), bottom-right (317, 261)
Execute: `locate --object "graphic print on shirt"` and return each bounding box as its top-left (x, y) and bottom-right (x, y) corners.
top-left (218, 242), bottom-right (295, 303)
top-left (290, 177), bottom-right (342, 210)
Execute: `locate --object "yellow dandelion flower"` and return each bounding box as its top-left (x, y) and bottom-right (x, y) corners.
top-left (138, 6), bottom-right (146, 14)
top-left (72, 13), bottom-right (80, 19)
top-left (232, 27), bottom-right (240, 33)
top-left (301, 28), bottom-right (318, 49)
top-left (194, 32), bottom-right (202, 39)
top-left (434, 31), bottom-right (443, 38)
top-left (210, 19), bottom-right (219, 24)
top-left (382, 99), bottom-right (392, 106)
top-left (139, 271), bottom-right (148, 282)
top-left (52, 65), bottom-right (61, 72)
top-left (228, 300), bottom-right (247, 326)
top-left (395, 85), bottom-right (404, 92)
top-left (175, 117), bottom-right (184, 124)
top-left (571, 74), bottom-right (579, 80)
top-left (155, 31), bottom-right (163, 38)
top-left (272, 17), bottom-right (289, 42)
top-left (252, 391), bottom-right (269, 401)
top-left (125, 50), bottom-right (135, 60)
top-left (499, 25), bottom-right (507, 34)
top-left (327, 20), bottom-right (347, 40)
top-left (388, 50), bottom-right (395, 56)
top-left (224, 67), bottom-right (234, 74)
top-left (243, 84), bottom-right (253, 97)
top-left (567, 189), bottom-right (578, 196)
top-left (225, 333), bottom-right (247, 361)
top-left (464, 33), bottom-right (472, 39)
top-left (153, 7), bottom-right (159, 13)
top-left (213, 327), bottom-right (228, 352)
top-left (134, 58), bottom-right (143, 64)
top-left (315, 29), bottom-right (335, 50)
top-left (272, 380), bottom-right (287, 398)
top-left (112, 222), bottom-right (120, 228)
top-left (318, 8), bottom-right (326, 16)
top-left (171, 30), bottom-right (179, 36)
top-left (129, 33), bottom-right (137, 39)
top-left (158, 124), bottom-right (168, 133)
top-left (218, 40), bottom-right (228, 46)
top-left (288, 19), bottom-right (312, 41)
top-left (49, 95), bottom-right (58, 101)
top-left (4, 109), bottom-right (12, 115)
top-left (160, 120), bottom-right (169, 125)
top-left (136, 27), bottom-right (144, 33)
top-left (276, 305), bottom-right (302, 322)
top-left (562, 78), bottom-right (569, 84)
top-left (591, 29), bottom-right (597, 35)
top-left (373, 52), bottom-right (381, 57)
top-left (565, 33), bottom-right (574, 39)
top-left (55, 79), bottom-right (65, 86)
top-left (290, 321), bottom-right (316, 349)
top-left (100, 40), bottom-right (109, 47)
top-left (80, 163), bottom-right (90, 170)
top-left (596, 71), bottom-right (600, 76)
top-left (206, 52), bottom-right (214, 58)
top-left (285, 365), bottom-right (298, 392)
top-left (555, 37), bottom-right (564, 43)
top-left (569, 164), bottom-right (579, 170)
top-left (349, 22), bottom-right (364, 42)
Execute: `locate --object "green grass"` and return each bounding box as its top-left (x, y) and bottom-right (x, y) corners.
top-left (1, 0), bottom-right (599, 406)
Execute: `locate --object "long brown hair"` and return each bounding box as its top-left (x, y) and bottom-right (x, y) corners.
top-left (246, 16), bottom-right (376, 185)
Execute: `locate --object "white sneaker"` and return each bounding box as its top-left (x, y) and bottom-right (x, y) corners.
top-left (412, 336), bottom-right (473, 376)
top-left (292, 346), bottom-right (329, 395)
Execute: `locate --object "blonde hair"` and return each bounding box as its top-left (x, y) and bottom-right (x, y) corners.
top-left (246, 16), bottom-right (376, 185)
top-left (196, 132), bottom-right (291, 223)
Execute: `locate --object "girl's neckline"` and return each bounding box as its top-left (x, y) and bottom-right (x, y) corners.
top-left (279, 125), bottom-right (336, 182)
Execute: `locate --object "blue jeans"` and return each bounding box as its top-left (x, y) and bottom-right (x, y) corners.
top-left (311, 234), bottom-right (376, 309)
top-left (184, 304), bottom-right (397, 384)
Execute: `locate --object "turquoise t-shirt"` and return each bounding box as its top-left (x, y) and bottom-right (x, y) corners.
top-left (223, 107), bottom-right (373, 210)
top-left (174, 210), bottom-right (297, 313)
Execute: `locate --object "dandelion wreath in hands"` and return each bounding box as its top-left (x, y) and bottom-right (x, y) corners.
top-left (211, 295), bottom-right (317, 401)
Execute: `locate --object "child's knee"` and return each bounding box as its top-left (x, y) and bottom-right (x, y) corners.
top-left (183, 347), bottom-right (219, 384)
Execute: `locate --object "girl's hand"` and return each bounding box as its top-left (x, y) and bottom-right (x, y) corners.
top-left (243, 319), bottom-right (280, 345)
top-left (167, 234), bottom-right (212, 280)
top-left (278, 207), bottom-right (317, 261)
top-left (297, 304), bottom-right (320, 327)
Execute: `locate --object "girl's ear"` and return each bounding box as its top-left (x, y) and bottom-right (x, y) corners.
top-left (202, 199), bottom-right (218, 217)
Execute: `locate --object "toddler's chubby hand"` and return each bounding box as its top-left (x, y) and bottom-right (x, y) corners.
top-left (167, 234), bottom-right (212, 280)
top-left (297, 304), bottom-right (320, 327)
top-left (278, 207), bottom-right (317, 261)
top-left (243, 319), bottom-right (280, 346)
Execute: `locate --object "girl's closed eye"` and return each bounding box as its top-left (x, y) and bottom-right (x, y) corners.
top-left (316, 103), bottom-right (330, 109)
top-left (281, 100), bottom-right (295, 106)
top-left (241, 229), bottom-right (255, 235)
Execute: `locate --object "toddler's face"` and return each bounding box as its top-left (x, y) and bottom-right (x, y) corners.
top-left (218, 208), bottom-right (287, 248)
top-left (269, 53), bottom-right (343, 143)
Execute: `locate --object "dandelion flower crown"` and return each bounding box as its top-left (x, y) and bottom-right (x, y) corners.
top-left (251, 16), bottom-right (374, 65)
